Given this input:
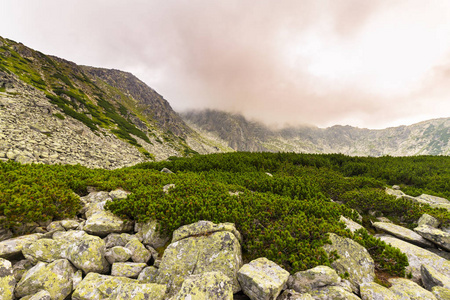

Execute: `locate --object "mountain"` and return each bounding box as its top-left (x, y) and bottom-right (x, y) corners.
top-left (182, 110), bottom-right (450, 156)
top-left (0, 36), bottom-right (225, 168)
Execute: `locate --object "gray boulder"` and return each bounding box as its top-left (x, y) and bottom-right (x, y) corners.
top-left (125, 238), bottom-right (151, 263)
top-left (237, 257), bottom-right (290, 300)
top-left (138, 266), bottom-right (159, 283)
top-left (111, 262), bottom-right (147, 278)
top-left (339, 216), bottom-right (363, 233)
top-left (421, 265), bottom-right (450, 291)
top-left (105, 246), bottom-right (133, 264)
top-left (22, 238), bottom-right (64, 263)
top-left (373, 222), bottom-right (434, 248)
top-left (378, 235), bottom-right (450, 282)
top-left (173, 271), bottom-right (233, 300)
top-left (287, 265), bottom-right (341, 293)
top-left (277, 289), bottom-right (314, 300)
top-left (323, 233), bottom-right (375, 294)
top-left (109, 189), bottom-right (130, 200)
top-left (360, 281), bottom-right (400, 300)
top-left (0, 233), bottom-right (42, 259)
top-left (418, 214), bottom-right (440, 228)
top-left (84, 210), bottom-right (133, 237)
top-left (26, 290), bottom-right (52, 300)
top-left (104, 233), bottom-right (134, 248)
top-left (14, 259), bottom-right (75, 300)
top-left (72, 272), bottom-right (137, 300)
top-left (414, 225), bottom-right (450, 251)
top-left (67, 234), bottom-right (110, 274)
top-left (0, 257), bottom-right (15, 300)
top-left (389, 278), bottom-right (437, 300)
top-left (135, 220), bottom-right (170, 249)
top-left (310, 285), bottom-right (361, 300)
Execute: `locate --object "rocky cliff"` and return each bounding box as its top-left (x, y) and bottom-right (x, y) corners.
top-left (183, 110), bottom-right (450, 156)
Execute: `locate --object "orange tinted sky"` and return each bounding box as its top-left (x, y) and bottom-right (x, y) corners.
top-left (2, 0), bottom-right (450, 128)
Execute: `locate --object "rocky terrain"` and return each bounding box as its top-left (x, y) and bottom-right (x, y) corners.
top-left (0, 182), bottom-right (449, 299)
top-left (183, 110), bottom-right (450, 156)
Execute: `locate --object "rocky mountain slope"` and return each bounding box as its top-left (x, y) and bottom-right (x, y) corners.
top-left (0, 36), bottom-right (223, 168)
top-left (183, 110), bottom-right (450, 156)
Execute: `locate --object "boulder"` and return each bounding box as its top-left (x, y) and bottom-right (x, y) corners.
top-left (163, 184), bottom-right (176, 194)
top-left (135, 220), bottom-right (170, 249)
top-left (84, 210), bottom-right (133, 237)
top-left (421, 265), bottom-right (450, 291)
top-left (173, 271), bottom-right (233, 300)
top-left (339, 216), bottom-right (363, 233)
top-left (104, 233), bottom-right (134, 248)
top-left (12, 259), bottom-right (33, 282)
top-left (73, 269), bottom-right (83, 290)
top-left (287, 265), bottom-right (341, 293)
top-left (81, 191), bottom-right (112, 203)
top-left (125, 238), bottom-right (151, 263)
top-left (67, 234), bottom-right (110, 274)
top-left (414, 225), bottom-right (450, 251)
top-left (157, 221), bottom-right (243, 296)
top-left (432, 286), bottom-right (450, 300)
top-left (378, 235), bottom-right (450, 282)
top-left (109, 189), bottom-right (130, 200)
top-left (277, 289), bottom-right (314, 300)
top-left (0, 257), bottom-right (15, 300)
top-left (0, 233), bottom-right (42, 259)
top-left (171, 220), bottom-right (242, 243)
top-left (60, 219), bottom-right (80, 230)
top-left (109, 282), bottom-right (167, 300)
top-left (26, 290), bottom-right (52, 300)
top-left (72, 273), bottom-right (136, 300)
top-left (309, 285), bottom-right (361, 300)
top-left (46, 221), bottom-right (65, 232)
top-left (237, 257), bottom-right (290, 300)
top-left (389, 278), bottom-right (437, 300)
top-left (359, 281), bottom-right (400, 300)
top-left (52, 230), bottom-right (88, 258)
top-left (373, 222), bottom-right (434, 248)
top-left (111, 262), bottom-right (147, 278)
top-left (138, 266), bottom-right (159, 283)
top-left (418, 214), bottom-right (440, 228)
top-left (385, 188), bottom-right (405, 198)
top-left (0, 228), bottom-right (13, 242)
top-left (22, 238), bottom-right (64, 263)
top-left (323, 233), bottom-right (375, 294)
top-left (105, 246), bottom-right (133, 264)
top-left (14, 259), bottom-right (75, 300)
top-left (160, 167), bottom-right (173, 174)
top-left (417, 194), bottom-right (450, 205)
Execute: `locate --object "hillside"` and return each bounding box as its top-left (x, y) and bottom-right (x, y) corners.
top-left (182, 110), bottom-right (450, 156)
top-left (0, 36), bottom-right (223, 169)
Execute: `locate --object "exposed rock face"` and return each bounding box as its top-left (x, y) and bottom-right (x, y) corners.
top-left (414, 225), bottom-right (450, 251)
top-left (389, 277), bottom-right (437, 300)
top-left (421, 265), bottom-right (450, 291)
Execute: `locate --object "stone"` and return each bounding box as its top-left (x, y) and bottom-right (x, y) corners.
top-left (0, 233), bottom-right (42, 259)
top-left (138, 266), bottom-right (159, 282)
top-left (125, 238), bottom-right (151, 263)
top-left (421, 265), bottom-right (450, 291)
top-left (160, 167), bottom-right (173, 173)
top-left (0, 228), bottom-right (13, 242)
top-left (360, 281), bottom-right (400, 300)
top-left (417, 194), bottom-right (450, 205)
top-left (109, 189), bottom-right (130, 200)
top-left (82, 191), bottom-right (112, 203)
top-left (105, 246), bottom-right (133, 264)
top-left (339, 216), bottom-right (363, 233)
top-left (310, 285), bottom-right (361, 300)
top-left (26, 290), bottom-right (52, 300)
top-left (392, 185), bottom-right (401, 190)
top-left (323, 233), bottom-right (375, 294)
top-left (72, 272), bottom-right (136, 300)
top-left (67, 233), bottom-right (110, 274)
top-left (135, 220), bottom-right (170, 249)
top-left (163, 183), bottom-right (176, 194)
top-left (109, 282), bottom-right (167, 300)
top-left (385, 188), bottom-right (405, 198)
top-left (84, 210), bottom-right (133, 237)
top-left (60, 219), bottom-right (80, 230)
top-left (378, 235), bottom-right (450, 282)
top-left (389, 278), bottom-right (437, 300)
top-left (73, 270), bottom-right (83, 290)
top-left (173, 271), bottom-right (233, 300)
top-left (418, 214), bottom-right (440, 228)
top-left (104, 233), bottom-right (134, 248)
top-left (373, 222), bottom-right (434, 248)
top-left (287, 265), bottom-right (341, 293)
top-left (171, 220), bottom-right (242, 243)
top-left (277, 289), bottom-right (314, 300)
top-left (14, 259), bottom-right (75, 300)
top-left (432, 286), bottom-right (450, 300)
top-left (414, 225), bottom-right (450, 251)
top-left (22, 238), bottom-right (63, 263)
top-left (0, 257), bottom-right (15, 300)
top-left (12, 259), bottom-right (33, 282)
top-left (111, 262), bottom-right (147, 278)
top-left (237, 257), bottom-right (290, 300)
top-left (46, 221), bottom-right (65, 232)
top-left (157, 222), bottom-right (242, 296)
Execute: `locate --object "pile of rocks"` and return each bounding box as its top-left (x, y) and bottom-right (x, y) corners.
top-left (0, 187), bottom-right (449, 299)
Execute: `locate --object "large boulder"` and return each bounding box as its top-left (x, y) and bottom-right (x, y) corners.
top-left (322, 233), bottom-right (375, 294)
top-left (378, 235), bottom-right (450, 282)
top-left (111, 262), bottom-right (147, 278)
top-left (418, 214), bottom-right (440, 228)
top-left (105, 246), bottom-right (132, 264)
top-left (0, 233), bottom-right (42, 259)
top-left (359, 281), bottom-right (400, 300)
top-left (287, 266), bottom-right (341, 293)
top-left (414, 225), bottom-right (450, 251)
top-left (72, 272), bottom-right (136, 300)
top-left (109, 282), bottom-right (167, 300)
top-left (138, 266), bottom-right (159, 283)
top-left (421, 265), bottom-right (450, 291)
top-left (67, 234), bottom-right (110, 274)
top-left (173, 271), bottom-right (233, 300)
top-left (389, 278), bottom-right (437, 300)
top-left (26, 290), bottom-right (52, 300)
top-left (104, 233), bottom-right (134, 248)
top-left (156, 221), bottom-right (243, 296)
top-left (339, 216), bottom-right (363, 233)
top-left (84, 210), bottom-right (133, 237)
top-left (14, 259), bottom-right (75, 300)
top-left (237, 257), bottom-right (289, 300)
top-left (373, 222), bottom-right (434, 248)
top-left (277, 289), bottom-right (314, 300)
top-left (309, 285), bottom-right (361, 300)
top-left (135, 220), bottom-right (170, 249)
top-left (0, 257), bottom-right (15, 300)
top-left (125, 238), bottom-right (151, 263)
top-left (22, 238), bottom-right (64, 263)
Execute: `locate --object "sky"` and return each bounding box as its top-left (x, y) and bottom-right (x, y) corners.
top-left (1, 0), bottom-right (450, 129)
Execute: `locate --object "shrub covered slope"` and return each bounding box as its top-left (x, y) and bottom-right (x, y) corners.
top-left (1, 153), bottom-right (449, 277)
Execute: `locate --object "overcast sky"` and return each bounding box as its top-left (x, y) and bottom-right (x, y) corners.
top-left (2, 0), bottom-right (450, 129)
